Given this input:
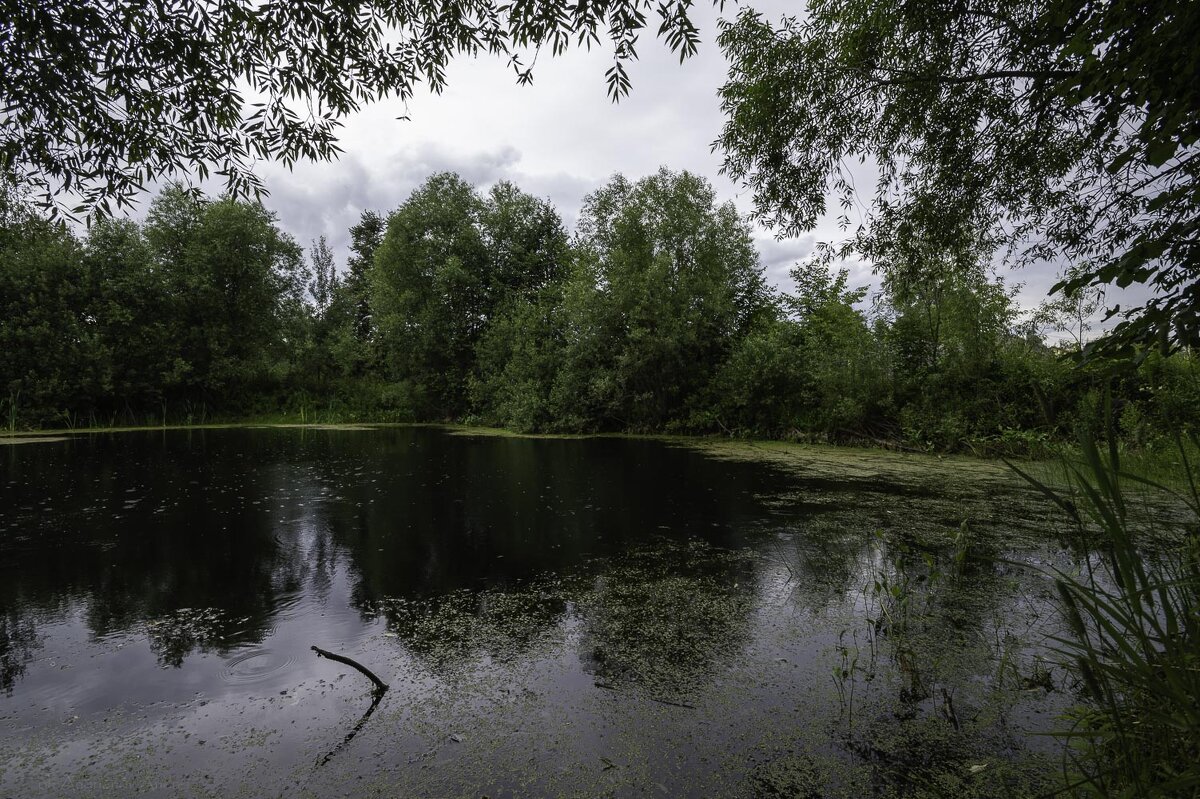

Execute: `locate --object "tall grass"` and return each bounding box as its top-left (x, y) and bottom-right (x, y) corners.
top-left (1011, 428), bottom-right (1200, 797)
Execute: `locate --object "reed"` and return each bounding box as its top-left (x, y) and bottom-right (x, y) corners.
top-left (1011, 426), bottom-right (1200, 798)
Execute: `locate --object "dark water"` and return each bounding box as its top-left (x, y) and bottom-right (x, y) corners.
top-left (0, 427), bottom-right (1068, 797)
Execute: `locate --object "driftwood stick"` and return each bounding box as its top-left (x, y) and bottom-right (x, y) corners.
top-left (311, 645), bottom-right (388, 693)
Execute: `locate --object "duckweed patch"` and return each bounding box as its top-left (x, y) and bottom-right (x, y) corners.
top-left (142, 607), bottom-right (248, 667)
top-left (576, 541), bottom-right (758, 699)
top-left (371, 575), bottom-right (579, 671)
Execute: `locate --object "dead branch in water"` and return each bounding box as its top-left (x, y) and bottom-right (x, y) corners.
top-left (311, 645), bottom-right (388, 693)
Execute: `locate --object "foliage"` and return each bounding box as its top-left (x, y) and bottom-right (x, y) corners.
top-left (470, 283), bottom-right (567, 431)
top-left (371, 173), bottom-right (567, 419)
top-left (789, 262), bottom-right (884, 437)
top-left (1034, 265), bottom-right (1107, 354)
top-left (82, 218), bottom-right (175, 412)
top-left (1, 0), bottom-right (707, 219)
top-left (2, 168), bottom-right (1197, 452)
top-left (716, 0), bottom-right (1200, 356)
top-left (0, 185), bottom-right (105, 427)
top-left (1012, 428), bottom-right (1200, 798)
top-left (308, 235), bottom-right (338, 316)
top-left (145, 186), bottom-right (306, 404)
top-left (4, 0), bottom-right (1195, 366)
top-left (551, 168), bottom-right (771, 431)
top-left (1, 182), bottom-right (305, 425)
top-left (697, 315), bottom-right (809, 436)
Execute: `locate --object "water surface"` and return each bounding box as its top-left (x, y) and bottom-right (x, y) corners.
top-left (0, 427), bottom-right (1069, 797)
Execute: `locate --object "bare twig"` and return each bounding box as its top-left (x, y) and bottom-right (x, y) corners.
top-left (311, 645), bottom-right (388, 693)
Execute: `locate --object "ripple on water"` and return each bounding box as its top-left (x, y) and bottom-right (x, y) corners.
top-left (220, 649), bottom-right (295, 685)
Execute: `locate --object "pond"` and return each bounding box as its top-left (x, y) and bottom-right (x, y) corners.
top-left (1, 426), bottom-right (1076, 797)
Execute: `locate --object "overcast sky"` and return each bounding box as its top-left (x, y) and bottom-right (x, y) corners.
top-left (169, 1), bottom-right (1117, 326)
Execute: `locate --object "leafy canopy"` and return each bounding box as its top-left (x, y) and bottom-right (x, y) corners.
top-left (716, 0), bottom-right (1200, 355)
top-left (4, 0), bottom-right (1196, 357)
top-left (371, 172), bottom-right (567, 416)
top-left (1, 0), bottom-right (705, 219)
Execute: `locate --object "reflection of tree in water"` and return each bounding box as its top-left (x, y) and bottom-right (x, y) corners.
top-left (864, 533), bottom-right (1011, 698)
top-left (577, 539), bottom-right (757, 699)
top-left (0, 430), bottom-right (331, 681)
top-left (769, 515), bottom-right (874, 612)
top-left (366, 537), bottom-right (759, 696)
top-left (0, 610), bottom-right (40, 696)
top-left (329, 429), bottom-right (787, 680)
top-left (336, 429), bottom-right (790, 600)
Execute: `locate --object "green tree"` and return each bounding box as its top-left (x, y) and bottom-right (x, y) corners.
top-left (470, 284), bottom-right (569, 431)
top-left (82, 218), bottom-right (174, 418)
top-left (371, 173), bottom-right (490, 417)
top-left (469, 183), bottom-right (571, 428)
top-left (480, 181), bottom-right (570, 308)
top-left (1033, 264), bottom-right (1106, 354)
top-left (716, 0), bottom-right (1200, 354)
top-left (372, 174), bottom-right (569, 419)
top-left (0, 184), bottom-right (105, 427)
top-left (879, 257), bottom-right (1029, 448)
top-left (345, 210), bottom-right (385, 342)
top-left (787, 262), bottom-right (883, 437)
top-left (143, 185), bottom-right (305, 408)
top-left (308, 235), bottom-right (338, 317)
top-left (314, 209), bottom-right (387, 387)
top-left (295, 234), bottom-right (341, 391)
top-left (552, 169), bottom-right (770, 430)
top-left (698, 315), bottom-right (808, 436)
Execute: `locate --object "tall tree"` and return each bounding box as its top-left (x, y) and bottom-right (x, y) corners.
top-left (371, 174), bottom-right (569, 418)
top-left (480, 181), bottom-right (570, 308)
top-left (1033, 264), bottom-right (1106, 353)
top-left (143, 185), bottom-right (305, 406)
top-left (716, 0), bottom-right (1200, 355)
top-left (0, 184), bottom-right (104, 427)
top-left (371, 173), bottom-right (489, 417)
top-left (82, 218), bottom-right (172, 416)
top-left (787, 262), bottom-right (881, 435)
top-left (308, 235), bottom-right (338, 317)
top-left (554, 168), bottom-right (769, 429)
top-left (345, 210), bottom-right (385, 341)
top-left (469, 184), bottom-right (571, 430)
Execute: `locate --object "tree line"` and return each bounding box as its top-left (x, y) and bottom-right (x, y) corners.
top-left (2, 170), bottom-right (1196, 452)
